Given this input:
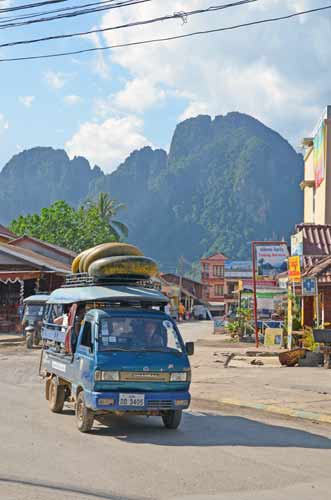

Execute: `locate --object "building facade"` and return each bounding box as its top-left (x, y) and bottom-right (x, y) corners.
top-left (301, 106), bottom-right (331, 224)
top-left (201, 253), bottom-right (226, 314)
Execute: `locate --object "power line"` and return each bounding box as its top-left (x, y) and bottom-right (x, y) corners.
top-left (0, 0), bottom-right (258, 49)
top-left (0, 0), bottom-right (119, 22)
top-left (0, 0), bottom-right (69, 13)
top-left (1, 3), bottom-right (330, 62)
top-left (0, 0), bottom-right (150, 28)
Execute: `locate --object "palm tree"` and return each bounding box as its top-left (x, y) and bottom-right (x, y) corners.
top-left (85, 192), bottom-right (128, 240)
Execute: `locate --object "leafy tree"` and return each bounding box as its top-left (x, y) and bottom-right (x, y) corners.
top-left (8, 200), bottom-right (125, 253)
top-left (85, 192), bottom-right (128, 240)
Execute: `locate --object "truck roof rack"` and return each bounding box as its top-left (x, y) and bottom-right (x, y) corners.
top-left (63, 273), bottom-right (161, 290)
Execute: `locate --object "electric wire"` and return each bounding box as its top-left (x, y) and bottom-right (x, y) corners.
top-left (0, 0), bottom-right (151, 28)
top-left (0, 3), bottom-right (329, 62)
top-left (0, 0), bottom-right (124, 22)
top-left (0, 0), bottom-right (258, 49)
top-left (0, 0), bottom-right (69, 13)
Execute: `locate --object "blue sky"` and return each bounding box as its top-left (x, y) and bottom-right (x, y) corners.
top-left (1, 0), bottom-right (331, 173)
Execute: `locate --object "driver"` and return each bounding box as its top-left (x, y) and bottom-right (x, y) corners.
top-left (143, 321), bottom-right (165, 347)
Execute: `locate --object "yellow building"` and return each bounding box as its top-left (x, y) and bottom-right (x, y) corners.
top-left (301, 106), bottom-right (331, 223)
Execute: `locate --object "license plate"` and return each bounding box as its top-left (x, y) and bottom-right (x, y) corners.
top-left (119, 393), bottom-right (145, 407)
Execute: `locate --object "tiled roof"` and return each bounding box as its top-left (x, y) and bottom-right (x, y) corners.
top-left (201, 253), bottom-right (227, 262)
top-left (0, 243), bottom-right (70, 273)
top-left (0, 224), bottom-right (16, 238)
top-left (303, 255), bottom-right (331, 284)
top-left (296, 223), bottom-right (331, 255)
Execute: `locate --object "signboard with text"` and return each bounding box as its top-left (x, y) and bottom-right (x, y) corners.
top-left (302, 277), bottom-right (317, 296)
top-left (256, 245), bottom-right (289, 277)
top-left (288, 256), bottom-right (301, 283)
top-left (291, 231), bottom-right (303, 257)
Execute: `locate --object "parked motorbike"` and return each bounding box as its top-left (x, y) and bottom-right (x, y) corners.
top-left (22, 294), bottom-right (49, 349)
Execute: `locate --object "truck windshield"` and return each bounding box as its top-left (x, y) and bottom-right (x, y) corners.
top-left (98, 317), bottom-right (183, 353)
top-left (24, 304), bottom-right (44, 317)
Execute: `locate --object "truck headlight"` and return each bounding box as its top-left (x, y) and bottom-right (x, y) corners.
top-left (95, 370), bottom-right (120, 381)
top-left (170, 372), bottom-right (188, 382)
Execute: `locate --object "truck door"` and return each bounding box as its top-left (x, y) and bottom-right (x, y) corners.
top-left (74, 320), bottom-right (95, 390)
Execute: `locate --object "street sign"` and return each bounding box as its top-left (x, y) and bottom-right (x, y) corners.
top-left (288, 256), bottom-right (301, 283)
top-left (302, 277), bottom-right (317, 296)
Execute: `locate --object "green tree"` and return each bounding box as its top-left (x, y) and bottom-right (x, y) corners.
top-left (8, 200), bottom-right (125, 253)
top-left (85, 192), bottom-right (128, 240)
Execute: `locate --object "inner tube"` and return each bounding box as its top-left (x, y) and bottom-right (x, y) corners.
top-left (82, 243), bottom-right (143, 273)
top-left (88, 255), bottom-right (159, 278)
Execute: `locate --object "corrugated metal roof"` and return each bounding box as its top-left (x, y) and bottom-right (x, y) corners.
top-left (303, 255), bottom-right (331, 283)
top-left (296, 224), bottom-right (331, 255)
top-left (0, 243), bottom-right (70, 273)
top-left (9, 235), bottom-right (77, 258)
top-left (0, 225), bottom-right (16, 239)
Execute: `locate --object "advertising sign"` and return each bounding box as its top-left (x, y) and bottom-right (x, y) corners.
top-left (291, 231), bottom-right (303, 257)
top-left (302, 277), bottom-right (317, 296)
top-left (288, 256), bottom-right (301, 283)
top-left (224, 260), bottom-right (252, 278)
top-left (314, 119), bottom-right (326, 188)
top-left (256, 245), bottom-right (288, 277)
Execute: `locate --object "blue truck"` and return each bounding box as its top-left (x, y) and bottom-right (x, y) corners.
top-left (41, 277), bottom-right (194, 432)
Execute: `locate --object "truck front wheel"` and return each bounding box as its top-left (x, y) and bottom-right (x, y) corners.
top-left (162, 410), bottom-right (182, 429)
top-left (76, 391), bottom-right (94, 433)
top-left (48, 377), bottom-right (65, 413)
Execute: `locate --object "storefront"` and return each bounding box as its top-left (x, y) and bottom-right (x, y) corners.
top-left (0, 242), bottom-right (72, 333)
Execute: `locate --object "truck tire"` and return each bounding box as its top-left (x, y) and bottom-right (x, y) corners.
top-left (48, 377), bottom-right (65, 413)
top-left (76, 391), bottom-right (94, 433)
top-left (162, 410), bottom-right (182, 429)
top-left (26, 333), bottom-right (34, 349)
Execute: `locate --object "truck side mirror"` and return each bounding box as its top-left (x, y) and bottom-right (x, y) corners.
top-left (185, 342), bottom-right (194, 356)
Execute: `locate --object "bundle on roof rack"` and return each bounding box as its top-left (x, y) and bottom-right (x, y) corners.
top-left (71, 242), bottom-right (159, 281)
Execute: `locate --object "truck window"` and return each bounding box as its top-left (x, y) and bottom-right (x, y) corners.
top-left (80, 321), bottom-right (93, 352)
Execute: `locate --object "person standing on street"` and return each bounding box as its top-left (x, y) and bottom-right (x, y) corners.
top-left (178, 302), bottom-right (185, 322)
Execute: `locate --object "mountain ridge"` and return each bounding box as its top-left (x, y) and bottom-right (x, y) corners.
top-left (0, 112), bottom-right (303, 267)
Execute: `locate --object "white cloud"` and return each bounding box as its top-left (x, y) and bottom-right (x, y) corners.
top-left (64, 95), bottom-right (82, 105)
top-left (65, 116), bottom-right (150, 173)
top-left (44, 71), bottom-right (67, 89)
top-left (114, 78), bottom-right (166, 113)
top-left (84, 31), bottom-right (111, 79)
top-left (94, 0), bottom-right (331, 145)
top-left (19, 96), bottom-right (35, 108)
top-left (0, 113), bottom-right (9, 134)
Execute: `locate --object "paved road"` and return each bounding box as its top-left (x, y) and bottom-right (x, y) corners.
top-left (2, 346), bottom-right (331, 500)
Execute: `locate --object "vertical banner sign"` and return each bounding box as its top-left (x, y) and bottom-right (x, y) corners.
top-left (255, 244), bottom-right (289, 277)
top-left (288, 256), bottom-right (301, 283)
top-left (314, 119), bottom-right (326, 188)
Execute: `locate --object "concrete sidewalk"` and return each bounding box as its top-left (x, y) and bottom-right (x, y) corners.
top-left (0, 333), bottom-right (24, 345)
top-left (179, 322), bottom-right (331, 424)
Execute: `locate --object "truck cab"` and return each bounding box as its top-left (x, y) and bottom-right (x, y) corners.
top-left (42, 281), bottom-right (194, 432)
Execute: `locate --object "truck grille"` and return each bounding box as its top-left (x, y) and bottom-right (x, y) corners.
top-left (148, 400), bottom-right (174, 410)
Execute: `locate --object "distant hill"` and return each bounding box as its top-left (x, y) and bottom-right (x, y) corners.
top-left (0, 112), bottom-right (303, 268)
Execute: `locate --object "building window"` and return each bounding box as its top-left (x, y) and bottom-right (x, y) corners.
top-left (214, 285), bottom-right (224, 297)
top-left (213, 265), bottom-right (224, 277)
top-left (227, 281), bottom-right (237, 295)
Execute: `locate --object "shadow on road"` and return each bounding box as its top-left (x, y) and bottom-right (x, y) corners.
top-left (0, 476), bottom-right (142, 500)
top-left (93, 411), bottom-right (331, 449)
